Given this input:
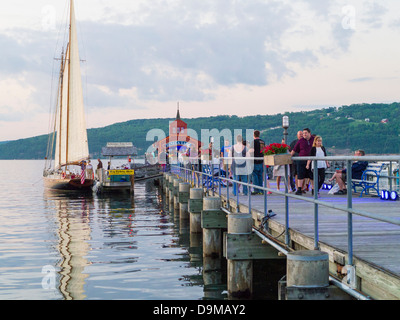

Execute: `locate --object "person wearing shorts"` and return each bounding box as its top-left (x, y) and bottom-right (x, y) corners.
top-left (291, 128), bottom-right (315, 195)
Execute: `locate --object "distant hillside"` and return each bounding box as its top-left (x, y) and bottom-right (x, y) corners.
top-left (0, 102), bottom-right (399, 159)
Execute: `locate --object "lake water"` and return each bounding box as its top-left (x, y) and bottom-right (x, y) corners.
top-left (0, 160), bottom-right (207, 300)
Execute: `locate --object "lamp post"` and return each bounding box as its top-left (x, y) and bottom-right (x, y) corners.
top-left (282, 115), bottom-right (290, 246)
top-left (282, 116), bottom-right (289, 144)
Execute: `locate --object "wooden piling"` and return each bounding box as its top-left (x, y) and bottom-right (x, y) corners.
top-left (130, 174), bottom-right (135, 195)
top-left (281, 250), bottom-right (352, 300)
top-left (227, 213), bottom-right (253, 299)
top-left (178, 182), bottom-right (190, 220)
top-left (286, 250), bottom-right (329, 288)
top-left (188, 188), bottom-right (203, 233)
top-left (202, 197), bottom-right (226, 258)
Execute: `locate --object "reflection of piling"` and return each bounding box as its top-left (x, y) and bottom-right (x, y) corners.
top-left (201, 197), bottom-right (227, 259)
top-left (188, 188), bottom-right (203, 233)
top-left (203, 256), bottom-right (225, 299)
top-left (163, 173), bottom-right (170, 198)
top-left (168, 175), bottom-right (177, 211)
top-left (189, 232), bottom-right (203, 266)
top-left (173, 178), bottom-right (182, 212)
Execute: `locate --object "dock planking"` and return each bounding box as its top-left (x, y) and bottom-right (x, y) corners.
top-left (216, 182), bottom-right (400, 299)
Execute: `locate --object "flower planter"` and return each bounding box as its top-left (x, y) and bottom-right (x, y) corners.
top-left (264, 153), bottom-right (292, 166)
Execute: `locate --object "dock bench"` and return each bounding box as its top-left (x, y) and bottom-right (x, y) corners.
top-left (352, 163), bottom-right (384, 197)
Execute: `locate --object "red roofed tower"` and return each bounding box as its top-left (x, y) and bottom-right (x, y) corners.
top-left (169, 102), bottom-right (187, 137)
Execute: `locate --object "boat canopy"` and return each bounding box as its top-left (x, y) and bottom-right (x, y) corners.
top-left (101, 142), bottom-right (137, 157)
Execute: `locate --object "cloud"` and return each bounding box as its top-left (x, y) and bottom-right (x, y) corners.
top-left (3, 0), bottom-right (394, 139)
top-left (349, 77), bottom-right (374, 83)
top-left (0, 1), bottom-right (357, 102)
top-left (361, 1), bottom-right (388, 29)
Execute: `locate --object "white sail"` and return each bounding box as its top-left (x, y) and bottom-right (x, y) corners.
top-left (54, 0), bottom-right (89, 169)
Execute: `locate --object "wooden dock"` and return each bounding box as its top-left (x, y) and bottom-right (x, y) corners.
top-left (217, 182), bottom-right (400, 300)
top-left (162, 171), bottom-right (400, 300)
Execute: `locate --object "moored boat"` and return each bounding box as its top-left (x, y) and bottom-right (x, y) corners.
top-left (43, 0), bottom-right (93, 191)
top-left (94, 142), bottom-right (136, 193)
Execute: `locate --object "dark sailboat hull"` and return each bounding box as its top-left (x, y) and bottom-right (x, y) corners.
top-left (44, 177), bottom-right (93, 192)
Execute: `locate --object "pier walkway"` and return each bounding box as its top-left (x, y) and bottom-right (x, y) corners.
top-left (219, 185), bottom-right (400, 299)
top-left (171, 155), bottom-right (400, 300)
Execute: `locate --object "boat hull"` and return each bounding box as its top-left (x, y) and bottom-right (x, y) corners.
top-left (44, 176), bottom-right (93, 191)
top-left (99, 182), bottom-right (132, 193)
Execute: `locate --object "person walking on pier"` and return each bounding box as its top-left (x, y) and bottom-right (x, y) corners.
top-left (249, 130), bottom-right (265, 194)
top-left (291, 128), bottom-right (315, 195)
top-left (306, 136), bottom-right (330, 196)
top-left (229, 135), bottom-right (249, 196)
top-left (220, 139), bottom-right (232, 178)
top-left (289, 130), bottom-right (302, 192)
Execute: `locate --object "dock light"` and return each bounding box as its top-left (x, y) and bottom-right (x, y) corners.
top-left (380, 190), bottom-right (390, 200)
top-left (282, 116), bottom-right (289, 129)
top-left (390, 191), bottom-right (398, 201)
top-left (323, 183), bottom-right (331, 190)
top-left (282, 116), bottom-right (289, 144)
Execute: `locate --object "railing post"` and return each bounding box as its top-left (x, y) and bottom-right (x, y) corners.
top-left (284, 163), bottom-right (289, 246)
top-left (346, 160), bottom-right (353, 266)
top-left (218, 159), bottom-right (221, 197)
top-left (313, 159), bottom-right (319, 250)
top-left (226, 159), bottom-right (230, 210)
top-left (263, 164), bottom-right (267, 227)
top-left (236, 177), bottom-right (240, 213)
top-left (248, 173), bottom-right (251, 214)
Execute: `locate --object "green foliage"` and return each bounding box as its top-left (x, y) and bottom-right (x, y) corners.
top-left (0, 102), bottom-right (399, 159)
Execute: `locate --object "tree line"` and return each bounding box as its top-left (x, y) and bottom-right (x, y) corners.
top-left (0, 102), bottom-right (399, 159)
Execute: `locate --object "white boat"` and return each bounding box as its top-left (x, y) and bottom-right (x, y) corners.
top-left (43, 0), bottom-right (93, 191)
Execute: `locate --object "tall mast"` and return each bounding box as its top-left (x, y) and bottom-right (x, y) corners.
top-left (59, 47), bottom-right (65, 167)
top-left (66, 0), bottom-right (74, 165)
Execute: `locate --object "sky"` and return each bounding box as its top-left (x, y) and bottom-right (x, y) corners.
top-left (0, 0), bottom-right (400, 141)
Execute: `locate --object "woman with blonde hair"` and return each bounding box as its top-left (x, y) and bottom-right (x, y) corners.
top-left (306, 136), bottom-right (330, 196)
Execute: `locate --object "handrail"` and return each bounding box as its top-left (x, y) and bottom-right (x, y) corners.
top-left (173, 157), bottom-right (400, 226)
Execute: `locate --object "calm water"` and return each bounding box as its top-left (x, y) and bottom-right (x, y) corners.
top-left (0, 160), bottom-right (206, 300)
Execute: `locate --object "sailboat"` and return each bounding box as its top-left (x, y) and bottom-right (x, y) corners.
top-left (43, 0), bottom-right (93, 191)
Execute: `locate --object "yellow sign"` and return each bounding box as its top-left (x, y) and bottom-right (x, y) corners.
top-left (108, 169), bottom-right (135, 175)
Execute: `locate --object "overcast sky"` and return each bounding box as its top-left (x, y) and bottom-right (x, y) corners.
top-left (0, 0), bottom-right (399, 141)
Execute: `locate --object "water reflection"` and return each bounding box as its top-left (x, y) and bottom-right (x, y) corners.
top-left (44, 192), bottom-right (93, 300)
top-left (42, 180), bottom-right (204, 300)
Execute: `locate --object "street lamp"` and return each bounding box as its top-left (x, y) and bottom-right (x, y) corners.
top-left (282, 116), bottom-right (289, 144)
top-left (281, 115), bottom-right (290, 246)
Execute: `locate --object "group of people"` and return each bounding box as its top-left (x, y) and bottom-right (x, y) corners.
top-left (222, 130), bottom-right (270, 196)
top-left (289, 128), bottom-right (368, 196)
top-left (221, 127), bottom-right (368, 198)
top-left (289, 128), bottom-right (328, 196)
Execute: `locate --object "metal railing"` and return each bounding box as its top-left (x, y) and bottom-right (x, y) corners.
top-left (171, 155), bottom-right (400, 266)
